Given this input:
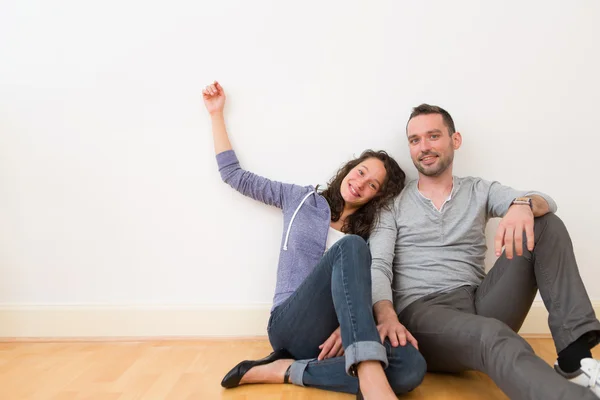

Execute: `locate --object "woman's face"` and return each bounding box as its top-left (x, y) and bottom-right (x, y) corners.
top-left (340, 157), bottom-right (387, 209)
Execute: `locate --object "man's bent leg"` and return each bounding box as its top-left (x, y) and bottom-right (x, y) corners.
top-left (476, 213), bottom-right (600, 353)
top-left (400, 289), bottom-right (597, 400)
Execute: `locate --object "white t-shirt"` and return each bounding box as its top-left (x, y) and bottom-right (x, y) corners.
top-left (325, 226), bottom-right (346, 251)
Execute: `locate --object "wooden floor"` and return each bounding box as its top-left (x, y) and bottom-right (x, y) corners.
top-left (0, 337), bottom-right (596, 400)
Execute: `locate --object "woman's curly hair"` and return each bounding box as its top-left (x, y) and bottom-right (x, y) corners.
top-left (320, 150), bottom-right (406, 239)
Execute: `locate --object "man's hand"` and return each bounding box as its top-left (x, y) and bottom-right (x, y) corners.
top-left (495, 204), bottom-right (534, 259)
top-left (373, 300), bottom-right (418, 349)
top-left (318, 326), bottom-right (344, 360)
top-left (377, 318), bottom-right (418, 349)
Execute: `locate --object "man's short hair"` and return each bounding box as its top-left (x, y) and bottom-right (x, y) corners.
top-left (408, 104), bottom-right (456, 135)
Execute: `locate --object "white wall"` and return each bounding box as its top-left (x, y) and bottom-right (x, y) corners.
top-left (1, 1), bottom-right (599, 312)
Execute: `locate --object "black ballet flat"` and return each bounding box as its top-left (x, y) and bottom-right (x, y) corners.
top-left (220, 348), bottom-right (293, 388)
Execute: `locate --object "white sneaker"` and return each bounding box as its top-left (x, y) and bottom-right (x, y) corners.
top-left (555, 358), bottom-right (600, 397)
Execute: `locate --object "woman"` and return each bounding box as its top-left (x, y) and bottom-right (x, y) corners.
top-left (203, 81), bottom-right (426, 399)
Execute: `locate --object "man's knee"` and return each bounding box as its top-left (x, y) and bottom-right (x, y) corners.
top-left (534, 212), bottom-right (569, 239)
top-left (386, 344), bottom-right (427, 394)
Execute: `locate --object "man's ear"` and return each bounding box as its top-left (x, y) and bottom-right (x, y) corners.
top-left (452, 131), bottom-right (462, 150)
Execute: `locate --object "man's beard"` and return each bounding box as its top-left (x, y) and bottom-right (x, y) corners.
top-left (414, 150), bottom-right (454, 177)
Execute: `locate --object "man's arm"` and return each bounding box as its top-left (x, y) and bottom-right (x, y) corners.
top-left (373, 300), bottom-right (398, 324)
top-left (529, 194), bottom-right (551, 217)
top-left (368, 202), bottom-right (398, 307)
top-left (486, 180), bottom-right (557, 219)
top-left (368, 201), bottom-right (418, 349)
top-left (486, 180), bottom-right (558, 259)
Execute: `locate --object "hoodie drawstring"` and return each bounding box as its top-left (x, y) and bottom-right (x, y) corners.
top-left (283, 191), bottom-right (315, 251)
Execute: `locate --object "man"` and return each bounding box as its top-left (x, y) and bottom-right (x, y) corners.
top-left (369, 104), bottom-right (600, 400)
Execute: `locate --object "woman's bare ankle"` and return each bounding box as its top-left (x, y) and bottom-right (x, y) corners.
top-left (357, 360), bottom-right (396, 399)
top-left (239, 359), bottom-right (294, 385)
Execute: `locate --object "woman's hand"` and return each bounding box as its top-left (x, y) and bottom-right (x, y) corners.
top-left (203, 80), bottom-right (231, 153)
top-left (203, 81), bottom-right (226, 115)
top-left (318, 326), bottom-right (344, 360)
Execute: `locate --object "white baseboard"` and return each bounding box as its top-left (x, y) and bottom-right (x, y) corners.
top-left (0, 304), bottom-right (272, 338)
top-left (1, 301), bottom-right (598, 339)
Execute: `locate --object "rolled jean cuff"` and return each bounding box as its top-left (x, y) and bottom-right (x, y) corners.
top-left (289, 359), bottom-right (311, 387)
top-left (345, 340), bottom-right (388, 375)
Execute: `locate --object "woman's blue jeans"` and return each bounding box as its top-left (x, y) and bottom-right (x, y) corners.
top-left (267, 235), bottom-right (426, 394)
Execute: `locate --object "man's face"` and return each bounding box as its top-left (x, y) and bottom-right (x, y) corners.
top-left (406, 113), bottom-right (461, 177)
